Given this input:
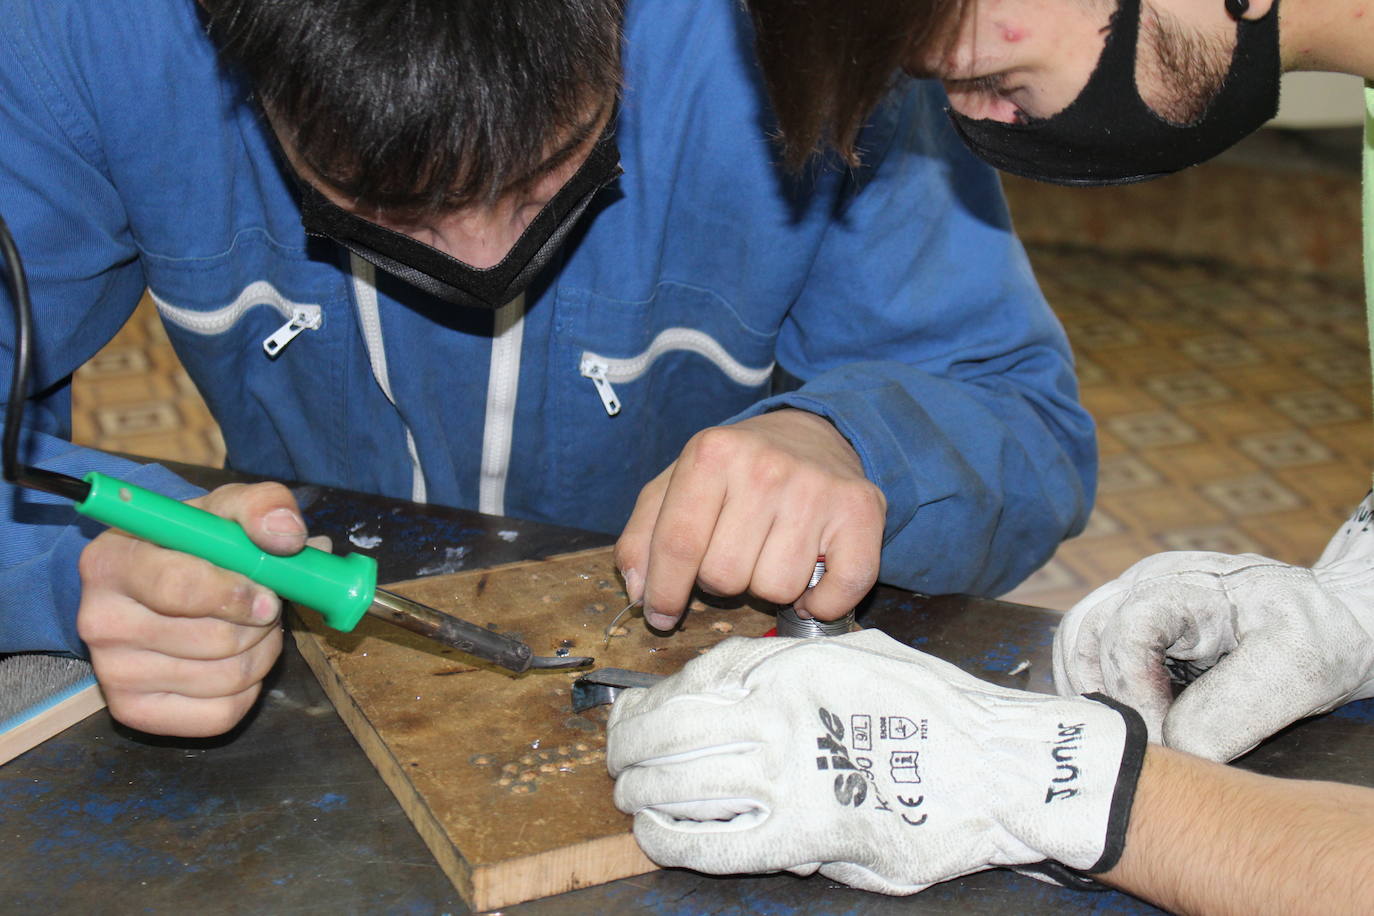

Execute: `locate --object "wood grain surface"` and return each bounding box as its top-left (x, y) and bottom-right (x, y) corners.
top-left (290, 546), bottom-right (779, 911)
top-left (0, 680), bottom-right (105, 767)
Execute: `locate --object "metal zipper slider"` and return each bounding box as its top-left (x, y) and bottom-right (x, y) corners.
top-left (262, 306), bottom-right (323, 358)
top-left (579, 356), bottom-right (621, 416)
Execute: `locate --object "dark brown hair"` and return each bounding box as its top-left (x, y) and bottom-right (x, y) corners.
top-left (202, 0), bottom-right (623, 215)
top-left (746, 0), bottom-right (968, 171)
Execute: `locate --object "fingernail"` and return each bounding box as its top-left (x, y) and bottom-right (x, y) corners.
top-left (791, 605), bottom-right (815, 620)
top-left (264, 508), bottom-right (306, 538)
top-left (621, 568), bottom-right (643, 602)
top-left (645, 609), bottom-right (676, 631)
top-left (251, 591), bottom-right (278, 624)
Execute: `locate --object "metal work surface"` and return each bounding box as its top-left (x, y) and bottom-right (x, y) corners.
top-left (4, 468), bottom-right (1372, 914)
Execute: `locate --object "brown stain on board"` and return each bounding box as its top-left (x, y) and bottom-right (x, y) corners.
top-left (288, 545), bottom-right (781, 911)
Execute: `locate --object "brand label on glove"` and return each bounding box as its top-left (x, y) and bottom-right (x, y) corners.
top-left (815, 707), bottom-right (929, 828)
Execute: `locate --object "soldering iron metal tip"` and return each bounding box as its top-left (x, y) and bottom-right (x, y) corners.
top-left (528, 654), bottom-right (596, 670)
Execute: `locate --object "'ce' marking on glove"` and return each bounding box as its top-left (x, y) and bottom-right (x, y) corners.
top-left (817, 707), bottom-right (928, 827)
top-left (898, 794), bottom-right (926, 827)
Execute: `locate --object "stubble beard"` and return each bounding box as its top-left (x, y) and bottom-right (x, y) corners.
top-left (1136, 2), bottom-right (1233, 125)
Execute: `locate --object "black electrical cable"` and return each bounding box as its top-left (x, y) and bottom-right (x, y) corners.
top-left (0, 213), bottom-right (90, 502)
top-left (0, 212), bottom-right (33, 484)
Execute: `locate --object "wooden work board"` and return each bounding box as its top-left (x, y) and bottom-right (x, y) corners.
top-left (289, 546), bottom-right (779, 912)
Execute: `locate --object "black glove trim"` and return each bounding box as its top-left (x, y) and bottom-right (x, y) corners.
top-left (1015, 860), bottom-right (1111, 891)
top-left (1081, 692), bottom-right (1148, 875)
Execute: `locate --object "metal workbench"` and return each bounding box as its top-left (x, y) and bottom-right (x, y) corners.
top-left (4, 466), bottom-right (1372, 914)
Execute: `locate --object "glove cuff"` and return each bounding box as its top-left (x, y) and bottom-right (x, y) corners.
top-left (1079, 692), bottom-right (1148, 875)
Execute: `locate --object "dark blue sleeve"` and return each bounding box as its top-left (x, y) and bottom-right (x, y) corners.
top-left (0, 0), bottom-right (207, 654)
top-left (734, 81), bottom-right (1096, 597)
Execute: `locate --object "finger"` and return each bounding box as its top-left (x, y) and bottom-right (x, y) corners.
top-left (80, 533), bottom-right (280, 627)
top-left (194, 481), bottom-right (306, 556)
top-left (79, 589), bottom-right (279, 660)
top-left (794, 533), bottom-right (881, 622)
top-left (92, 625), bottom-right (282, 700)
top-left (629, 799), bottom-right (808, 877)
top-left (613, 743), bottom-right (769, 815)
top-left (1095, 570), bottom-right (1254, 746)
top-left (695, 495), bottom-right (774, 600)
top-left (641, 444), bottom-right (730, 630)
top-left (608, 694), bottom-right (762, 775)
top-left (1053, 580), bottom-right (1126, 698)
top-left (789, 476), bottom-right (883, 619)
top-left (1164, 625), bottom-right (1349, 762)
top-left (1091, 603), bottom-right (1185, 744)
top-left (615, 755), bottom-right (793, 872)
top-left (743, 508), bottom-right (815, 607)
top-left (615, 469), bottom-right (669, 605)
top-left (103, 682), bottom-right (266, 738)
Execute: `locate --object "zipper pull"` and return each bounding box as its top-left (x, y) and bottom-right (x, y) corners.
top-left (579, 356), bottom-right (621, 416)
top-left (263, 306), bottom-right (323, 358)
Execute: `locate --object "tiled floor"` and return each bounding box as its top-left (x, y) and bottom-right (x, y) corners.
top-left (999, 242), bottom-right (1369, 609)
top-left (70, 307), bottom-right (226, 469)
top-left (69, 129), bottom-right (1373, 613)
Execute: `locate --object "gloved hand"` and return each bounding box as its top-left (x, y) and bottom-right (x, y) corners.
top-left (606, 630), bottom-right (1145, 895)
top-left (1054, 491), bottom-right (1374, 762)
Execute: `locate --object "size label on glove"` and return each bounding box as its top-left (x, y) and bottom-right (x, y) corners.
top-left (815, 707), bottom-right (929, 827)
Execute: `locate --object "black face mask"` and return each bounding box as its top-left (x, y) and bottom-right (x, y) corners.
top-left (296, 117), bottom-right (622, 309)
top-left (949, 0), bottom-right (1281, 186)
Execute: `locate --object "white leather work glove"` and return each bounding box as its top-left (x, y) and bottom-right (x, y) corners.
top-left (1055, 491), bottom-right (1374, 763)
top-left (606, 630), bottom-right (1146, 895)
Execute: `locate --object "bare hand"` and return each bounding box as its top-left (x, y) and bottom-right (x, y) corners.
top-left (77, 482), bottom-right (313, 737)
top-left (615, 409), bottom-right (885, 630)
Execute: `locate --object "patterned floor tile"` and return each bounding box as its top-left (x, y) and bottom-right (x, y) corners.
top-left (1058, 532), bottom-right (1169, 587)
top-left (1103, 412), bottom-right (1202, 449)
top-left (1274, 462), bottom-right (1370, 509)
top-left (1077, 507), bottom-right (1125, 537)
top-left (1150, 442), bottom-right (1257, 486)
top-left (1178, 334), bottom-right (1265, 368)
top-left (1081, 385), bottom-right (1164, 419)
top-left (1235, 430), bottom-right (1337, 467)
top-left (1174, 400), bottom-right (1293, 437)
top-left (84, 347), bottom-right (151, 376)
top-left (94, 402), bottom-right (181, 438)
top-left (1270, 387), bottom-right (1365, 426)
top-left (1142, 371), bottom-right (1234, 406)
top-left (1074, 355), bottom-right (1110, 387)
top-left (1156, 525), bottom-right (1265, 555)
top-left (1300, 350), bottom-right (1370, 387)
top-left (1068, 317), bottom-right (1145, 351)
top-left (1213, 363), bottom-right (1330, 396)
top-left (1098, 346), bottom-right (1198, 381)
top-left (1238, 508), bottom-right (1350, 566)
top-left (1096, 454), bottom-right (1166, 492)
top-left (1199, 473), bottom-right (1306, 517)
top-left (1112, 487), bottom-right (1228, 530)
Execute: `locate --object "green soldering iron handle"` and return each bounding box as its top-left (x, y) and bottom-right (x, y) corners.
top-left (75, 471), bottom-right (377, 632)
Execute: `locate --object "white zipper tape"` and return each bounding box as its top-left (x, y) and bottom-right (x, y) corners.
top-left (348, 255), bottom-right (427, 504)
top-left (478, 293), bottom-right (527, 516)
top-left (580, 327), bottom-right (774, 417)
top-left (150, 283), bottom-right (323, 357)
